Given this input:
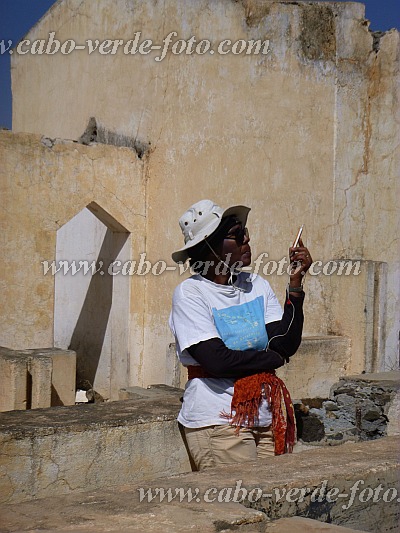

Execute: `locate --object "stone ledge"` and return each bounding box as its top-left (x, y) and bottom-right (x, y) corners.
top-left (0, 437), bottom-right (397, 532)
top-left (337, 371), bottom-right (400, 389)
top-left (119, 383), bottom-right (184, 401)
top-left (0, 390), bottom-right (190, 504)
top-left (0, 395), bottom-right (183, 439)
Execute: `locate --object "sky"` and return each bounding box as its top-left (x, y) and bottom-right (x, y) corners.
top-left (0, 0), bottom-right (399, 129)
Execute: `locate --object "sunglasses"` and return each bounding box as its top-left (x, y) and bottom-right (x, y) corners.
top-left (224, 226), bottom-right (249, 245)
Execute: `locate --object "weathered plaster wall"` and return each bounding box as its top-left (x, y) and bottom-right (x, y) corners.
top-left (332, 16), bottom-right (400, 371)
top-left (9, 1), bottom-right (400, 387)
top-left (0, 131), bottom-right (147, 397)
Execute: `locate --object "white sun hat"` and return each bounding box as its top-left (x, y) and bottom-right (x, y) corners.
top-left (172, 199), bottom-right (250, 264)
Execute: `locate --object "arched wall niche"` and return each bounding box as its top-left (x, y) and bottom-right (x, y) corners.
top-left (54, 202), bottom-right (130, 400)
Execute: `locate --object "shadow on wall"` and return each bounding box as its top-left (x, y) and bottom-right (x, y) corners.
top-left (54, 204), bottom-right (131, 400)
top-left (68, 229), bottom-right (129, 390)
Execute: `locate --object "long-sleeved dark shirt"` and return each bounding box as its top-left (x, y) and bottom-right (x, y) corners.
top-left (187, 291), bottom-right (304, 378)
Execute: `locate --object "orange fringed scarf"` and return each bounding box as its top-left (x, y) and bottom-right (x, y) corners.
top-left (187, 366), bottom-right (296, 455)
top-left (225, 371), bottom-right (296, 455)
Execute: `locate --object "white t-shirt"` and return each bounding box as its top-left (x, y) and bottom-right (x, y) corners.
top-left (169, 272), bottom-right (283, 428)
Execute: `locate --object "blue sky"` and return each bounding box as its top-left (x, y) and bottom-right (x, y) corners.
top-left (1, 0), bottom-right (399, 129)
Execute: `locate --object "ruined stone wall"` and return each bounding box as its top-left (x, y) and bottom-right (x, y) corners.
top-left (9, 0), bottom-right (400, 387)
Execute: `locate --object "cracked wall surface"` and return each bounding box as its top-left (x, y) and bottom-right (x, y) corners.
top-left (8, 0), bottom-right (400, 385)
top-left (0, 394), bottom-right (190, 504)
top-left (332, 20), bottom-right (400, 370)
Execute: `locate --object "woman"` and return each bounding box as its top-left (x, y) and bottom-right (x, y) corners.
top-left (169, 199), bottom-right (312, 470)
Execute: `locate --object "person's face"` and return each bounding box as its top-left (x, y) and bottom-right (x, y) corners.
top-left (219, 222), bottom-right (251, 268)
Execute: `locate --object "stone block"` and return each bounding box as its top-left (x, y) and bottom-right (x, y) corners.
top-left (23, 348), bottom-right (76, 406)
top-left (0, 398), bottom-right (191, 504)
top-left (277, 336), bottom-right (351, 399)
top-left (27, 354), bottom-right (52, 409)
top-left (0, 347), bottom-right (77, 411)
top-left (50, 349), bottom-right (76, 406)
top-left (0, 350), bottom-right (27, 411)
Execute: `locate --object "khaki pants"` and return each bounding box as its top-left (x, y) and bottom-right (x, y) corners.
top-left (184, 424), bottom-right (274, 471)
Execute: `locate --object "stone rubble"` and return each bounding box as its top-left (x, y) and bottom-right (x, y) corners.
top-left (295, 372), bottom-right (400, 444)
